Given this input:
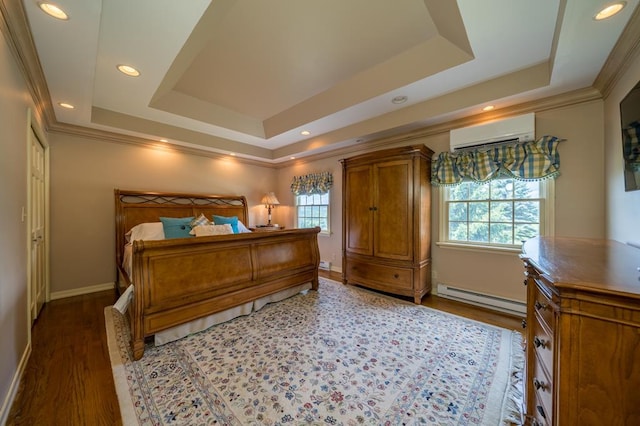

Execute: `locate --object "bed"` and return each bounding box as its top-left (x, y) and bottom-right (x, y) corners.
top-left (114, 189), bottom-right (320, 360)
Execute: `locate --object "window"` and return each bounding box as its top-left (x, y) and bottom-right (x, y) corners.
top-left (440, 178), bottom-right (553, 250)
top-left (296, 192), bottom-right (330, 234)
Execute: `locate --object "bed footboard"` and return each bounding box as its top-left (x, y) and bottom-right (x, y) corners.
top-left (129, 227), bottom-right (320, 359)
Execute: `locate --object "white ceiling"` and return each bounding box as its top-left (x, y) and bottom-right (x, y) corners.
top-left (22, 0), bottom-right (639, 162)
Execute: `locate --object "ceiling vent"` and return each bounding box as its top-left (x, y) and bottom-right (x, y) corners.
top-left (450, 113), bottom-right (535, 152)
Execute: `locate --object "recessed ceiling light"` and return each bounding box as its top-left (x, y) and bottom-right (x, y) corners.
top-left (159, 139), bottom-right (168, 143)
top-left (391, 95), bottom-right (408, 104)
top-left (594, 2), bottom-right (626, 20)
top-left (38, 2), bottom-right (68, 20)
top-left (58, 102), bottom-right (74, 109)
top-left (290, 157), bottom-right (296, 160)
top-left (229, 153), bottom-right (236, 156)
top-left (117, 64), bottom-right (140, 77)
top-left (482, 105), bottom-right (495, 112)
top-left (301, 130), bottom-right (311, 136)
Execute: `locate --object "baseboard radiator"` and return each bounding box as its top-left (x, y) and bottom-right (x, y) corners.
top-left (436, 283), bottom-right (526, 316)
top-left (319, 260), bottom-right (331, 271)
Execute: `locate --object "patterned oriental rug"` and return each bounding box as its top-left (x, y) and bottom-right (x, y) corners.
top-left (105, 278), bottom-right (523, 425)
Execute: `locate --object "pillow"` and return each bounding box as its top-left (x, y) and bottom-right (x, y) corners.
top-left (212, 215), bottom-right (239, 234)
top-left (192, 224), bottom-right (234, 237)
top-left (159, 216), bottom-right (194, 239)
top-left (189, 213), bottom-right (211, 235)
top-left (237, 220), bottom-right (252, 233)
top-left (191, 213), bottom-right (211, 228)
top-left (126, 222), bottom-right (165, 242)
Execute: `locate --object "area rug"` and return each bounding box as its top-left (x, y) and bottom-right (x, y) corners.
top-left (105, 278), bottom-right (523, 425)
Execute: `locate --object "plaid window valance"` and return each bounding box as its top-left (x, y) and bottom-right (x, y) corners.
top-left (623, 121), bottom-right (640, 172)
top-left (431, 135), bottom-right (563, 186)
top-left (291, 171), bottom-right (334, 195)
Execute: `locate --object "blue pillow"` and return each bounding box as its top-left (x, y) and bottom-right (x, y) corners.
top-left (212, 215), bottom-right (239, 234)
top-left (159, 217), bottom-right (194, 239)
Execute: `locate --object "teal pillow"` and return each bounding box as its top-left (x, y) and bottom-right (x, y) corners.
top-left (212, 215), bottom-right (239, 234)
top-left (159, 217), bottom-right (194, 239)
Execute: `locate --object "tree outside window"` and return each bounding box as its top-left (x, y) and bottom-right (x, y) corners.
top-left (296, 192), bottom-right (330, 233)
top-left (446, 178), bottom-right (543, 246)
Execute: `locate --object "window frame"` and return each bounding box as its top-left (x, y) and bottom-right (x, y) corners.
top-left (437, 178), bottom-right (555, 254)
top-left (294, 191), bottom-right (331, 236)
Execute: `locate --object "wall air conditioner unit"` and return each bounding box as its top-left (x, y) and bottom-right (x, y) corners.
top-left (450, 113), bottom-right (535, 152)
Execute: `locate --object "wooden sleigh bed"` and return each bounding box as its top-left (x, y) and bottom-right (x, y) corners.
top-left (114, 189), bottom-right (320, 360)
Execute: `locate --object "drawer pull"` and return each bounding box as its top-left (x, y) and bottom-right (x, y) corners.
top-left (535, 300), bottom-right (548, 311)
top-left (533, 378), bottom-right (547, 391)
top-left (521, 319), bottom-right (527, 329)
top-left (393, 273), bottom-right (399, 279)
top-left (536, 405), bottom-right (546, 419)
top-left (533, 336), bottom-right (546, 349)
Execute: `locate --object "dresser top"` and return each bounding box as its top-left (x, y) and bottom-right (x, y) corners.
top-left (521, 236), bottom-right (640, 299)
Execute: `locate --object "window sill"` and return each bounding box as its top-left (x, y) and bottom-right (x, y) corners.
top-left (436, 241), bottom-right (522, 255)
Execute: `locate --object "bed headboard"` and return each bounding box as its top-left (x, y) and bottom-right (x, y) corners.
top-left (114, 189), bottom-right (249, 266)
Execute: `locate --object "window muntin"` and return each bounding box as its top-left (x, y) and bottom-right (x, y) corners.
top-left (295, 192), bottom-right (330, 233)
top-left (444, 178), bottom-right (546, 247)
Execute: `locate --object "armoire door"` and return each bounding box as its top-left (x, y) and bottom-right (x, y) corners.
top-left (345, 164), bottom-right (374, 255)
top-left (373, 159), bottom-right (413, 260)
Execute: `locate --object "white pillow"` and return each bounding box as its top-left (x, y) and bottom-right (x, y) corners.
top-left (126, 222), bottom-right (165, 242)
top-left (193, 224), bottom-right (234, 237)
top-left (237, 220), bottom-right (252, 233)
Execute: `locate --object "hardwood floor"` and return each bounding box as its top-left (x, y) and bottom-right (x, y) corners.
top-left (7, 270), bottom-right (522, 425)
top-left (6, 290), bottom-right (122, 426)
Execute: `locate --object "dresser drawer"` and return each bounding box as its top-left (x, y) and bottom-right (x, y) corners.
top-left (532, 280), bottom-right (555, 332)
top-left (531, 351), bottom-right (553, 422)
top-left (530, 387), bottom-right (550, 426)
top-left (532, 311), bottom-right (554, 378)
top-left (346, 259), bottom-right (412, 290)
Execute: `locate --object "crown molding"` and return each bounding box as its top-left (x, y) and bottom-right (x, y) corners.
top-left (0, 1), bottom-right (612, 170)
top-left (276, 86), bottom-right (602, 168)
top-left (593, 3), bottom-right (640, 98)
top-left (0, 0), bottom-right (55, 128)
top-left (47, 121), bottom-right (277, 169)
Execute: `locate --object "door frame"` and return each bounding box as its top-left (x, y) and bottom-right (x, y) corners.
top-left (25, 108), bottom-right (50, 334)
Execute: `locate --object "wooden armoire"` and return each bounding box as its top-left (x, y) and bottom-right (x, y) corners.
top-left (341, 144), bottom-right (433, 303)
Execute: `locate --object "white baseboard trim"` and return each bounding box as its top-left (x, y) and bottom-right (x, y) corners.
top-left (0, 341), bottom-right (31, 425)
top-left (50, 282), bottom-right (114, 301)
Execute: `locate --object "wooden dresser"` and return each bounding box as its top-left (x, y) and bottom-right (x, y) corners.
top-left (520, 237), bottom-right (640, 425)
top-left (341, 144), bottom-right (433, 303)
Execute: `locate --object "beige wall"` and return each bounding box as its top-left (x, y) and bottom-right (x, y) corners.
top-left (276, 156), bottom-right (345, 268)
top-left (604, 51), bottom-right (640, 246)
top-left (281, 100), bottom-right (606, 302)
top-left (0, 27), bottom-right (37, 421)
top-left (48, 135), bottom-right (277, 293)
top-left (435, 101), bottom-right (605, 302)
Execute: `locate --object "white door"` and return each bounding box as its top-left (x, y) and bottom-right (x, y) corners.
top-left (29, 127), bottom-right (46, 322)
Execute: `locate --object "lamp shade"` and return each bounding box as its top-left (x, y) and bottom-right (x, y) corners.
top-left (261, 192), bottom-right (280, 206)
